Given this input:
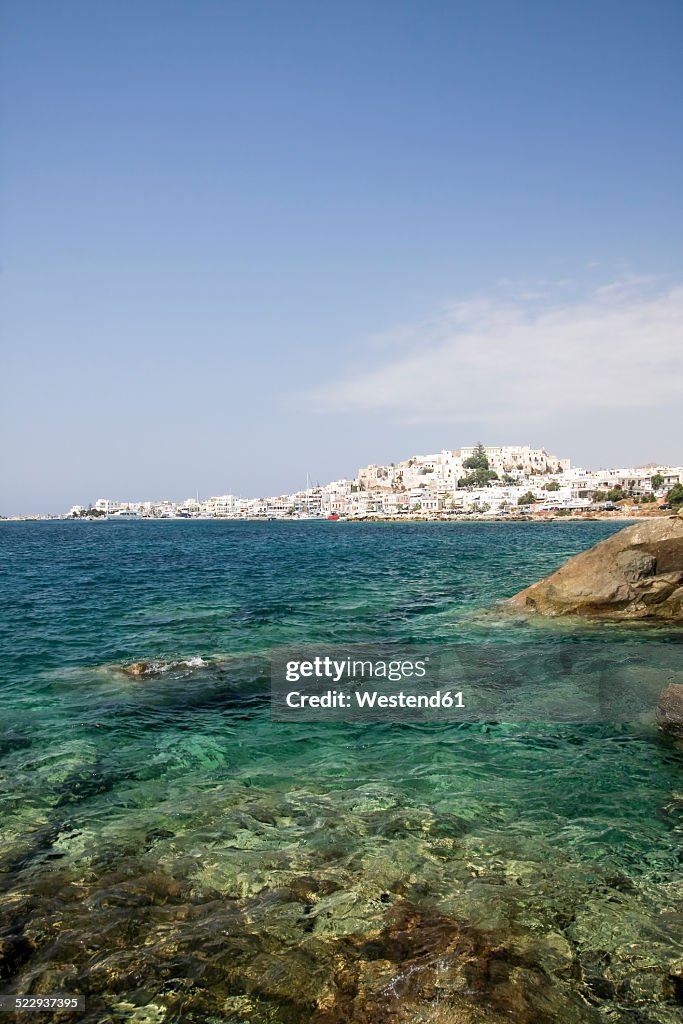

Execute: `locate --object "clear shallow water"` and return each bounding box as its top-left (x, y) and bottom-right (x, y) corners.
top-left (0, 520), bottom-right (682, 1023)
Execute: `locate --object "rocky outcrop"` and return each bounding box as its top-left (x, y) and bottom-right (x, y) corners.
top-left (121, 661), bottom-right (158, 677)
top-left (120, 657), bottom-right (207, 678)
top-left (656, 684), bottom-right (683, 737)
top-left (509, 517), bottom-right (683, 621)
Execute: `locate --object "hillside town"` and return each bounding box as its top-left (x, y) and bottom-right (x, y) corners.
top-left (63, 445), bottom-right (683, 521)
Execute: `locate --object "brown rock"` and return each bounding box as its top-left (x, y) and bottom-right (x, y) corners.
top-left (656, 684), bottom-right (683, 737)
top-left (509, 517), bottom-right (683, 621)
top-left (121, 661), bottom-right (169, 678)
top-left (121, 661), bottom-right (154, 677)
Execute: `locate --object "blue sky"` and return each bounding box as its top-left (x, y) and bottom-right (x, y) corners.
top-left (2, 0), bottom-right (682, 513)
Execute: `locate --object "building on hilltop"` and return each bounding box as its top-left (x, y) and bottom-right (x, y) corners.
top-left (356, 445), bottom-right (570, 496)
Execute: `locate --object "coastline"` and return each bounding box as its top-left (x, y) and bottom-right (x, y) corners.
top-left (0, 511), bottom-right (667, 524)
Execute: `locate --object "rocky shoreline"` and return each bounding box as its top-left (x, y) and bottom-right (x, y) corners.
top-left (508, 515), bottom-right (683, 622)
top-left (507, 514), bottom-right (683, 741)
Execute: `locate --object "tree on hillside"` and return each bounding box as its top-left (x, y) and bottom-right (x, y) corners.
top-left (651, 474), bottom-right (665, 491)
top-left (517, 491), bottom-right (537, 506)
top-left (666, 483), bottom-right (683, 505)
top-left (457, 467), bottom-right (499, 488)
top-left (463, 443), bottom-right (490, 471)
top-left (543, 481), bottom-right (560, 491)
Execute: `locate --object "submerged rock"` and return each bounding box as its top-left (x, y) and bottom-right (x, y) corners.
top-left (121, 657), bottom-right (207, 678)
top-left (508, 517), bottom-right (683, 621)
top-left (121, 661), bottom-right (161, 678)
top-left (656, 684), bottom-right (683, 738)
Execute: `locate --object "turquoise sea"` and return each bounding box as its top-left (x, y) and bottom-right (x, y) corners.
top-left (0, 520), bottom-right (682, 1023)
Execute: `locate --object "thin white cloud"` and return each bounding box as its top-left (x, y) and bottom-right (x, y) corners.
top-left (304, 280), bottom-right (683, 425)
